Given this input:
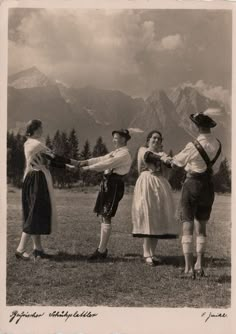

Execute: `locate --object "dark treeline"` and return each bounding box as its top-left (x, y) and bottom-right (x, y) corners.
top-left (7, 129), bottom-right (109, 188)
top-left (7, 130), bottom-right (231, 193)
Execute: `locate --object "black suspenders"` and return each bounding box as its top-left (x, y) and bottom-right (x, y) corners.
top-left (192, 139), bottom-right (222, 171)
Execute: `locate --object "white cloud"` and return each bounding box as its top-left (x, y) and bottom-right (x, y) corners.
top-left (8, 9), bottom-right (162, 94)
top-left (158, 34), bottom-right (184, 51)
top-left (181, 80), bottom-right (231, 112)
top-left (142, 21), bottom-right (155, 44)
top-left (128, 127), bottom-right (144, 133)
top-left (8, 40), bottom-right (45, 75)
top-left (8, 9), bottom-right (231, 98)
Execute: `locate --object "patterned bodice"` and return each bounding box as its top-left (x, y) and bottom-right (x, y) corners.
top-left (137, 147), bottom-right (162, 174)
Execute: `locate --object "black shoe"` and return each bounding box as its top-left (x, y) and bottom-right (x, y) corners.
top-left (144, 257), bottom-right (156, 267)
top-left (152, 256), bottom-right (163, 265)
top-left (195, 268), bottom-right (207, 278)
top-left (33, 249), bottom-right (51, 259)
top-left (88, 248), bottom-right (108, 260)
top-left (180, 271), bottom-right (196, 280)
top-left (15, 250), bottom-right (30, 261)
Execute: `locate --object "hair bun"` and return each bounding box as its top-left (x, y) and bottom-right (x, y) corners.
top-left (25, 119), bottom-right (42, 137)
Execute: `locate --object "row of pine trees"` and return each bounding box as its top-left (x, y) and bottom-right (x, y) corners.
top-left (7, 129), bottom-right (109, 188)
top-left (7, 129), bottom-right (231, 192)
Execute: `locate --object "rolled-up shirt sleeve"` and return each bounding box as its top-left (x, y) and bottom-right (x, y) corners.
top-left (87, 150), bottom-right (128, 172)
top-left (172, 143), bottom-right (194, 167)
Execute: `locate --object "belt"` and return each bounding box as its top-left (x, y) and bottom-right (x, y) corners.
top-left (186, 170), bottom-right (212, 179)
top-left (101, 173), bottom-right (125, 192)
top-left (103, 173), bottom-right (126, 180)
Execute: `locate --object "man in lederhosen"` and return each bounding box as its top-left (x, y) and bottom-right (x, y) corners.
top-left (79, 129), bottom-right (132, 260)
top-left (164, 109), bottom-right (222, 278)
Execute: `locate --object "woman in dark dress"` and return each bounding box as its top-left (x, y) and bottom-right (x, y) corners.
top-left (15, 120), bottom-right (75, 260)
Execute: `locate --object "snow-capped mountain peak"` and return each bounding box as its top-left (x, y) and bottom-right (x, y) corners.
top-left (8, 66), bottom-right (52, 89)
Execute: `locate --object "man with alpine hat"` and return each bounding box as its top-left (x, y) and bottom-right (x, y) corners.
top-left (79, 129), bottom-right (132, 260)
top-left (163, 109), bottom-right (222, 278)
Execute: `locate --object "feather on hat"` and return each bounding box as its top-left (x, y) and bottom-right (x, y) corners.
top-left (202, 108), bottom-right (223, 118)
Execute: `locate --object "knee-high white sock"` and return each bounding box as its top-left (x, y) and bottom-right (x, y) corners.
top-left (98, 223), bottom-right (112, 253)
top-left (143, 238), bottom-right (152, 257)
top-left (196, 236), bottom-right (206, 254)
top-left (181, 235), bottom-right (193, 254)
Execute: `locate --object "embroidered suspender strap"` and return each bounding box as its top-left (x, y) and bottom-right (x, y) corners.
top-left (193, 139), bottom-right (222, 169)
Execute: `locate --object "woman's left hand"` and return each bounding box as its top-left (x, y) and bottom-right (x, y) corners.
top-left (66, 164), bottom-right (77, 172)
top-left (30, 153), bottom-right (44, 168)
top-left (81, 166), bottom-right (89, 172)
top-left (70, 159), bottom-right (81, 167)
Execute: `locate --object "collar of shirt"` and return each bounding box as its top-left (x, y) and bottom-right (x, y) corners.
top-left (197, 133), bottom-right (214, 141)
top-left (108, 146), bottom-right (128, 158)
top-left (113, 146), bottom-right (129, 154)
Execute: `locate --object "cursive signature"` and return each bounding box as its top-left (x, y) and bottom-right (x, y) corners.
top-left (201, 311), bottom-right (228, 323)
top-left (9, 310), bottom-right (45, 324)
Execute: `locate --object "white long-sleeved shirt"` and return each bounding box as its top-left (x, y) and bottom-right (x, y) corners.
top-left (172, 133), bottom-right (222, 174)
top-left (86, 146), bottom-right (132, 175)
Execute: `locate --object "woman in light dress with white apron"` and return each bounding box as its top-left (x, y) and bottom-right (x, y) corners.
top-left (132, 130), bottom-right (178, 266)
top-left (15, 119), bottom-right (75, 260)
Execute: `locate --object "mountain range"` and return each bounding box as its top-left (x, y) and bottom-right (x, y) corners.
top-left (7, 66), bottom-right (231, 158)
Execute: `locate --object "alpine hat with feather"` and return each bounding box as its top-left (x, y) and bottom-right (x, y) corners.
top-left (189, 108), bottom-right (222, 128)
top-left (112, 128), bottom-right (131, 141)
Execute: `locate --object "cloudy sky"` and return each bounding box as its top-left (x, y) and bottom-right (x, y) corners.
top-left (8, 8), bottom-right (232, 99)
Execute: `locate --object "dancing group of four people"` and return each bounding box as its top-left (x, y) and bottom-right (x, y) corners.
top-left (15, 108), bottom-right (222, 279)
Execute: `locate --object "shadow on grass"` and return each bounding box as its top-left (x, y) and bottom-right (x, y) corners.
top-left (48, 252), bottom-right (231, 269)
top-left (50, 252), bottom-right (145, 263)
top-left (156, 255), bottom-right (231, 268)
top-left (48, 252), bottom-right (88, 262)
top-left (50, 252), bottom-right (183, 265)
top-left (206, 257), bottom-right (231, 268)
top-left (215, 274), bottom-right (231, 283)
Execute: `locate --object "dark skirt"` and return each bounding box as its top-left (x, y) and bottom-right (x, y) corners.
top-left (94, 173), bottom-right (125, 218)
top-left (22, 170), bottom-right (51, 234)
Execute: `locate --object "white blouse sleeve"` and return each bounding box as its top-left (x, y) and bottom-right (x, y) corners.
top-left (137, 147), bottom-right (147, 174)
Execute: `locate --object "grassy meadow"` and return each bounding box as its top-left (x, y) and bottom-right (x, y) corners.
top-left (7, 186), bottom-right (231, 307)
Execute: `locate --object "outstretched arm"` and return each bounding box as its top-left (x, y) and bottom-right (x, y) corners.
top-left (31, 152), bottom-right (76, 171)
top-left (70, 153), bottom-right (112, 168)
top-left (41, 152), bottom-right (71, 167)
top-left (81, 150), bottom-right (129, 173)
top-left (145, 151), bottom-right (173, 168)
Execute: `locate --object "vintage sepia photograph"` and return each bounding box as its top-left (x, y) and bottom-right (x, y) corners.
top-left (0, 0), bottom-right (234, 333)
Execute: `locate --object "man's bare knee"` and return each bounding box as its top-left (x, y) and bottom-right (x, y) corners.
top-left (102, 217), bottom-right (112, 225)
top-left (182, 221), bottom-right (194, 235)
top-left (195, 219), bottom-right (207, 236)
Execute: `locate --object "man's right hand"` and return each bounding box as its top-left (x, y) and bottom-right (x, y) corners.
top-left (70, 159), bottom-right (88, 167)
top-left (30, 154), bottom-right (44, 168)
top-left (66, 164), bottom-right (77, 173)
